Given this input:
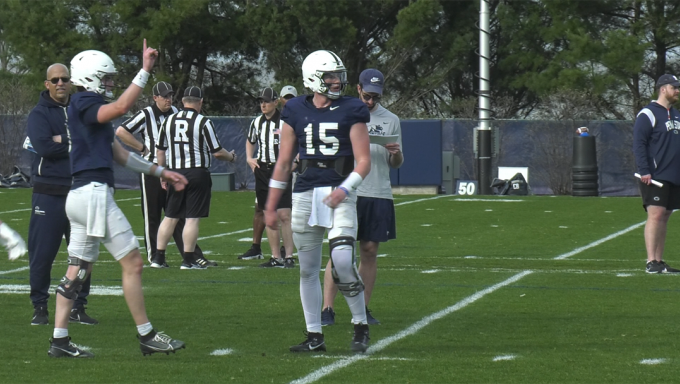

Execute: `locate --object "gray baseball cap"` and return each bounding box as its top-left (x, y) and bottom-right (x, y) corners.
top-left (280, 85), bottom-right (298, 98)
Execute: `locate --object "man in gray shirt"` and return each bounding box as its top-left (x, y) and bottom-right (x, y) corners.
top-left (321, 68), bottom-right (404, 325)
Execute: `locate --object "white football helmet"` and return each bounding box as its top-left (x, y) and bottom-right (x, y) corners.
top-left (302, 50), bottom-right (347, 99)
top-left (70, 50), bottom-right (117, 98)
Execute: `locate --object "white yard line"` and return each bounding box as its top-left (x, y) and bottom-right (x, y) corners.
top-left (394, 195), bottom-right (449, 206)
top-left (289, 270), bottom-right (533, 384)
top-left (0, 284), bottom-right (122, 296)
top-left (0, 266), bottom-right (29, 275)
top-left (553, 221), bottom-right (646, 260)
top-left (0, 208), bottom-right (31, 215)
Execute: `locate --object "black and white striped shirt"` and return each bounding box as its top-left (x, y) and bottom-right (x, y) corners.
top-left (121, 104), bottom-right (178, 163)
top-left (156, 108), bottom-right (222, 169)
top-left (247, 109), bottom-right (281, 164)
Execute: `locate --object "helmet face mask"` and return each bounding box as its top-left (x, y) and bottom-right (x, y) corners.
top-left (302, 50), bottom-right (347, 99)
top-left (70, 50), bottom-right (118, 99)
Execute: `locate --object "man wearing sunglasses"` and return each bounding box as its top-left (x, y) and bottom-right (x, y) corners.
top-left (116, 82), bottom-right (211, 269)
top-left (321, 69), bottom-right (404, 326)
top-left (26, 64), bottom-right (98, 326)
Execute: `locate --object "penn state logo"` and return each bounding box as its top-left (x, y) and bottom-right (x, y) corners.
top-left (368, 125), bottom-right (384, 135)
top-left (665, 119), bottom-right (680, 133)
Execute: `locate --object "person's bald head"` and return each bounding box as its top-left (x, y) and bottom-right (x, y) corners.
top-left (44, 63), bottom-right (71, 105)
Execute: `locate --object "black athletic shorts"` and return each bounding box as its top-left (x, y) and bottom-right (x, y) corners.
top-left (166, 168), bottom-right (212, 218)
top-left (356, 196), bottom-right (396, 243)
top-left (254, 163), bottom-right (292, 210)
top-left (638, 179), bottom-right (680, 211)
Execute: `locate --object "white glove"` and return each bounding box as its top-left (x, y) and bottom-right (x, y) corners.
top-left (0, 222), bottom-right (27, 260)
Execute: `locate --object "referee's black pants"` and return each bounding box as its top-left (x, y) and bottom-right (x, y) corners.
top-left (140, 174), bottom-right (204, 261)
top-left (28, 192), bottom-right (91, 309)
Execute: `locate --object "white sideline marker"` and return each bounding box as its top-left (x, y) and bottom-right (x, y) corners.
top-left (640, 358), bottom-right (666, 365)
top-left (289, 270), bottom-right (533, 384)
top-left (554, 221), bottom-right (646, 260)
top-left (493, 354), bottom-right (517, 361)
top-left (210, 349), bottom-right (234, 356)
top-left (421, 269), bottom-right (439, 274)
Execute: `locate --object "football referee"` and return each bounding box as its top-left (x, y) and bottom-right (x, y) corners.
top-left (155, 86), bottom-right (236, 269)
top-left (116, 81), bottom-right (208, 268)
top-left (246, 87), bottom-right (295, 268)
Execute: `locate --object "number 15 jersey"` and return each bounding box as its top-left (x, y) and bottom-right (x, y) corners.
top-left (281, 95), bottom-right (370, 192)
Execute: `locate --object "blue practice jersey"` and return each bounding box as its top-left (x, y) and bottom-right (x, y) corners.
top-left (282, 95), bottom-right (370, 192)
top-left (67, 92), bottom-right (115, 188)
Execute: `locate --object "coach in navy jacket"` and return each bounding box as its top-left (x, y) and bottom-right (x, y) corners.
top-left (632, 73), bottom-right (680, 275)
top-left (26, 63), bottom-right (96, 326)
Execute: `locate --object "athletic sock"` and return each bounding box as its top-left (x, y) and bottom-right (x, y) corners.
top-left (184, 251), bottom-right (195, 263)
top-left (53, 328), bottom-right (68, 339)
top-left (156, 249), bottom-right (165, 261)
top-left (137, 322), bottom-right (154, 337)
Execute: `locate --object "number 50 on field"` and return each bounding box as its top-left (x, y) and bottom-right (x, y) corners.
top-left (455, 180), bottom-right (478, 195)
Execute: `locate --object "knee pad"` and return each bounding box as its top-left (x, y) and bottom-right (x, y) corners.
top-left (56, 257), bottom-right (90, 300)
top-left (329, 237), bottom-right (364, 297)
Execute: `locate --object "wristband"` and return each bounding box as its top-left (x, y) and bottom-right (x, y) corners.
top-left (338, 186), bottom-right (349, 196)
top-left (269, 179), bottom-right (288, 190)
top-left (132, 69), bottom-right (150, 88)
top-left (339, 172), bottom-right (363, 192)
top-left (153, 165), bottom-right (165, 178)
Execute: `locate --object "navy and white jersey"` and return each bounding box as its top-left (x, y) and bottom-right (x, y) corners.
top-left (281, 95), bottom-right (370, 192)
top-left (247, 109), bottom-right (282, 164)
top-left (120, 104), bottom-right (178, 163)
top-left (156, 108), bottom-right (222, 170)
top-left (67, 92), bottom-right (115, 189)
top-left (633, 101), bottom-right (680, 184)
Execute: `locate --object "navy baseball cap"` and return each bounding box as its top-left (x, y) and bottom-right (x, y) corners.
top-left (359, 69), bottom-right (384, 95)
top-left (184, 86), bottom-right (203, 98)
top-left (656, 74), bottom-right (680, 88)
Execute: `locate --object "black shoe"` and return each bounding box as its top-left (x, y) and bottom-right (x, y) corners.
top-left (290, 332), bottom-right (326, 352)
top-left (195, 257), bottom-right (217, 268)
top-left (31, 306), bottom-right (49, 326)
top-left (48, 337), bottom-right (94, 358)
top-left (366, 307), bottom-right (380, 325)
top-left (659, 261), bottom-right (680, 273)
top-left (646, 260), bottom-right (663, 274)
top-left (284, 258), bottom-right (295, 268)
top-left (150, 257), bottom-right (169, 269)
top-left (351, 323), bottom-right (370, 353)
top-left (180, 261), bottom-right (207, 270)
top-left (260, 257), bottom-right (284, 268)
top-left (69, 307), bottom-right (98, 325)
top-left (321, 307), bottom-right (335, 326)
top-left (238, 245), bottom-right (263, 260)
top-left (138, 331), bottom-right (185, 356)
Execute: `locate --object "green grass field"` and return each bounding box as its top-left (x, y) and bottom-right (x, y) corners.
top-left (1, 188), bottom-right (679, 383)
